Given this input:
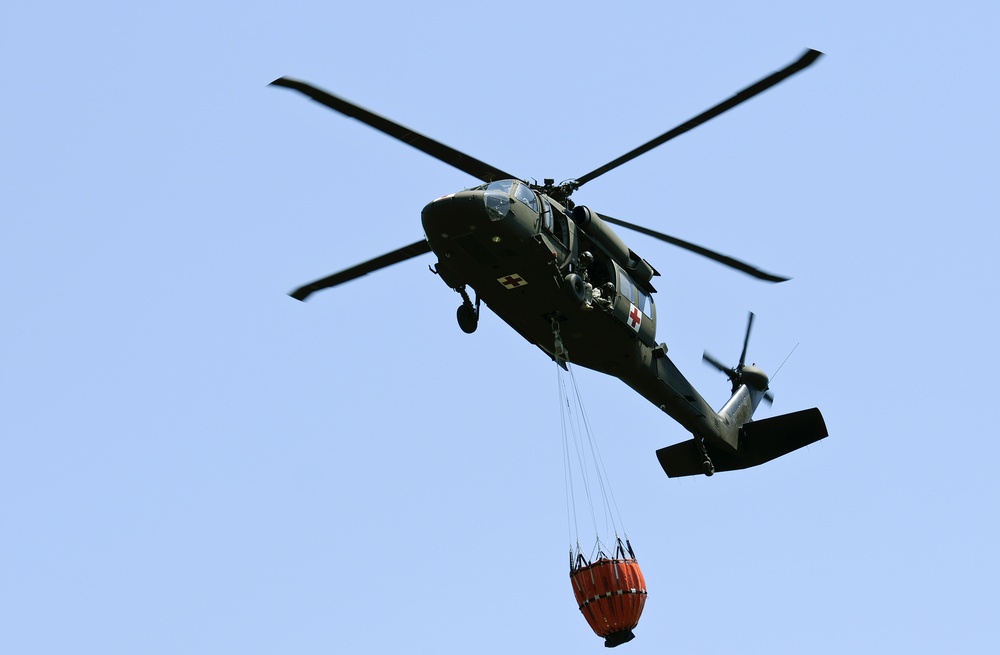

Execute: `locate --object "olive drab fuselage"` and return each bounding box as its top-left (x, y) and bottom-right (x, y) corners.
top-left (422, 181), bottom-right (748, 454)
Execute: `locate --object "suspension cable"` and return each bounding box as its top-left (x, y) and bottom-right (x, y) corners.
top-left (554, 319), bottom-right (630, 566)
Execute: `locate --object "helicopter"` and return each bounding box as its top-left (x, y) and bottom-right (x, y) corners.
top-left (272, 49), bottom-right (829, 477)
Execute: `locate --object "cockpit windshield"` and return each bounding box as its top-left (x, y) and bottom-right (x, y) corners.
top-left (484, 179), bottom-right (514, 195)
top-left (474, 180), bottom-right (538, 212)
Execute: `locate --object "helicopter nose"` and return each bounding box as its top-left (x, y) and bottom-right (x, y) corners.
top-left (421, 186), bottom-right (538, 263)
top-left (421, 189), bottom-right (492, 237)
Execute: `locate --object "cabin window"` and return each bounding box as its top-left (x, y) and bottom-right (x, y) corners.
top-left (636, 287), bottom-right (651, 316)
top-left (616, 265), bottom-right (652, 316)
top-left (549, 203), bottom-right (570, 246)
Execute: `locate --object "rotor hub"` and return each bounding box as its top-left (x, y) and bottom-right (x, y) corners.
top-left (740, 365), bottom-right (769, 393)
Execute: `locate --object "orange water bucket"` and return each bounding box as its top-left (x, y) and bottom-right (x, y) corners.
top-left (570, 556), bottom-right (647, 647)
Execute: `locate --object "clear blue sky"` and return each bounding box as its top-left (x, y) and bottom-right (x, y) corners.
top-left (3, 1), bottom-right (998, 653)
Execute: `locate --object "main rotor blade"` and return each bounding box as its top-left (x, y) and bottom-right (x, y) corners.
top-left (598, 213), bottom-right (789, 282)
top-left (573, 49), bottom-right (823, 188)
top-left (271, 77), bottom-right (518, 184)
top-left (290, 239), bottom-right (432, 301)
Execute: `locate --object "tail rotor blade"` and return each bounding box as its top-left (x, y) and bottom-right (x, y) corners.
top-left (703, 351), bottom-right (734, 377)
top-left (739, 312), bottom-right (755, 368)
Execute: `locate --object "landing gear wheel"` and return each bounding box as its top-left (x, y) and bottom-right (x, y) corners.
top-left (457, 303), bottom-right (478, 334)
top-left (455, 285), bottom-right (479, 334)
top-left (564, 272), bottom-right (587, 304)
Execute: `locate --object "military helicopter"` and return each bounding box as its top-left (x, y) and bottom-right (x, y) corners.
top-left (272, 49), bottom-right (829, 477)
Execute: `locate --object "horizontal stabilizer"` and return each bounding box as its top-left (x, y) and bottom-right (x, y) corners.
top-left (736, 407), bottom-right (828, 468)
top-left (656, 408), bottom-right (828, 478)
top-left (655, 439), bottom-right (708, 478)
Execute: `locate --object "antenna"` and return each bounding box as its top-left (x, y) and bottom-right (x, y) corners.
top-left (769, 343), bottom-right (800, 384)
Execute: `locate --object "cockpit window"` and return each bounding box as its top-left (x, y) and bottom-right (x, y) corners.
top-left (540, 198), bottom-right (553, 231)
top-left (513, 182), bottom-right (538, 211)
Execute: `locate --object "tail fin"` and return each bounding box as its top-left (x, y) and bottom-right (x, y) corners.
top-left (656, 408), bottom-right (828, 477)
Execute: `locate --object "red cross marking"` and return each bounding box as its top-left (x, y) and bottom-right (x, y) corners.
top-left (499, 274), bottom-right (526, 288)
top-left (628, 304), bottom-right (642, 330)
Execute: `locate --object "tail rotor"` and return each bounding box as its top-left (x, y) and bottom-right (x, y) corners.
top-left (703, 312), bottom-right (773, 404)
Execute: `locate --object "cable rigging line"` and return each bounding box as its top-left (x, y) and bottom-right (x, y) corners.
top-left (554, 334), bottom-right (630, 565)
